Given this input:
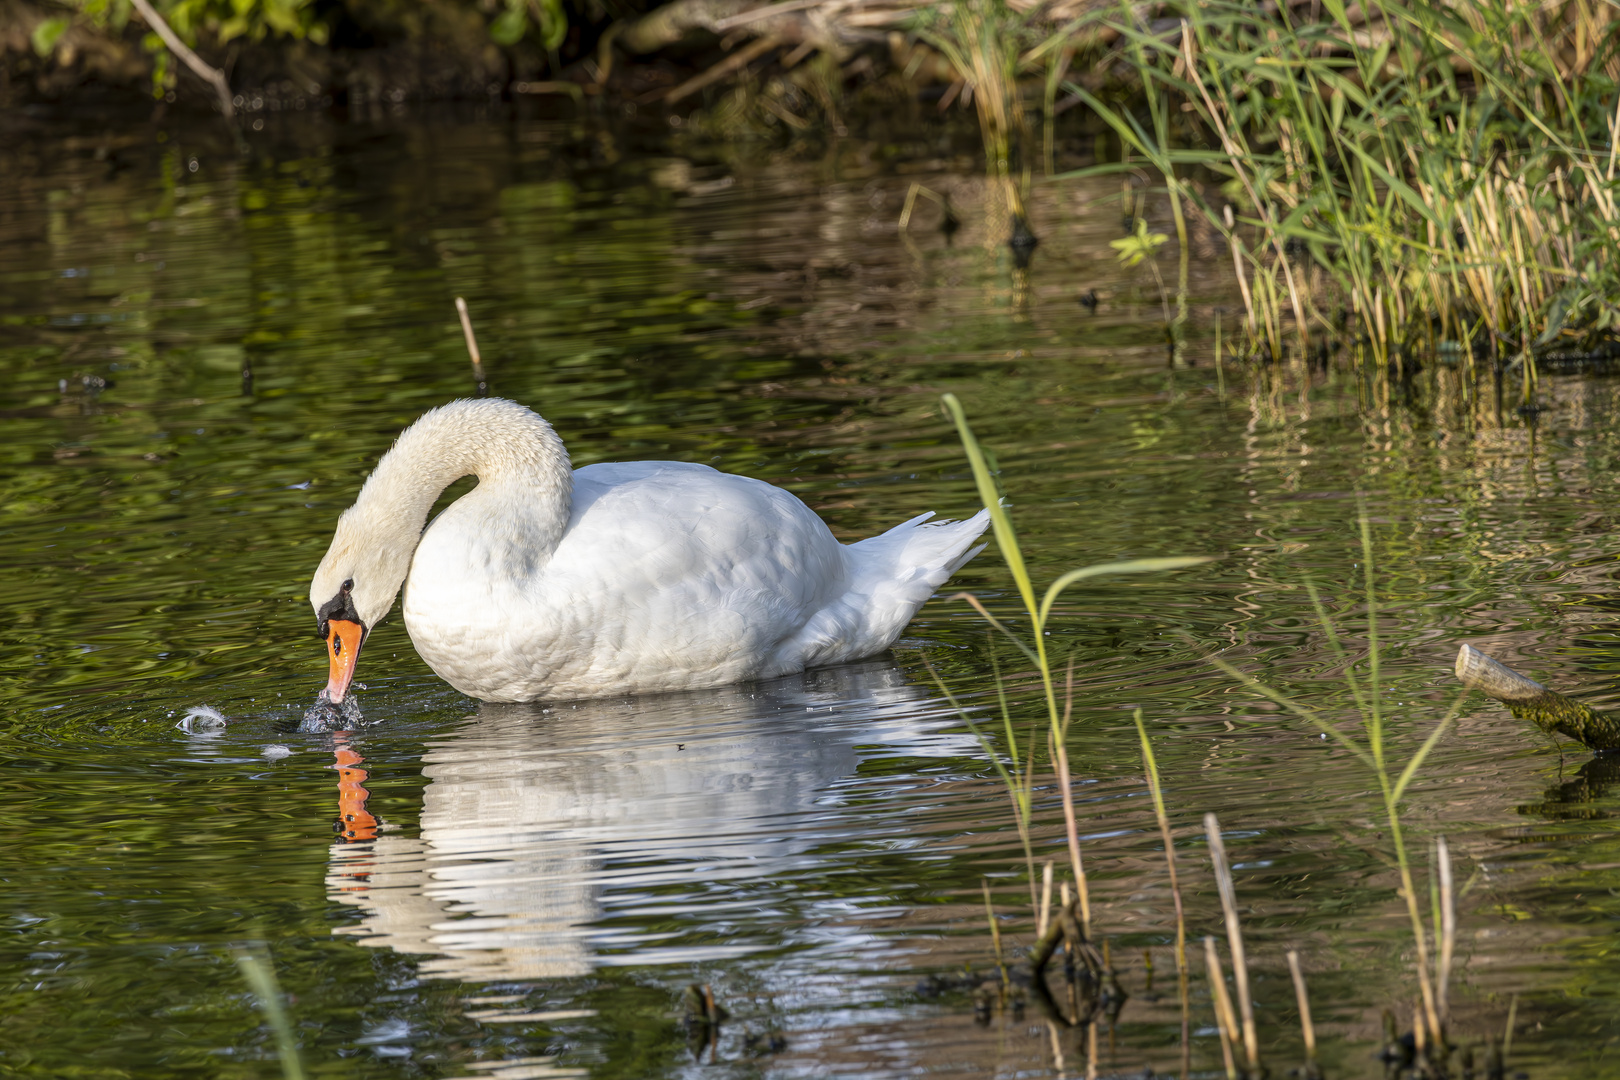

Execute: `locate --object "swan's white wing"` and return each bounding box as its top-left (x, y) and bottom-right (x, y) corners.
top-left (408, 462), bottom-right (849, 699)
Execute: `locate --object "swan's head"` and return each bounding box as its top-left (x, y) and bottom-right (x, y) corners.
top-left (309, 504), bottom-right (414, 703)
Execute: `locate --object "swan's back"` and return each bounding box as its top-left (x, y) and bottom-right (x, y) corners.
top-left (405, 458), bottom-right (988, 701)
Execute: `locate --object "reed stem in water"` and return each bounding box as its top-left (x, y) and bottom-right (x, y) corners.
top-left (454, 297), bottom-right (489, 397)
top-left (1134, 709), bottom-right (1190, 1080)
top-left (1205, 813), bottom-right (1259, 1070)
top-left (1204, 936), bottom-right (1241, 1080)
top-left (1287, 949), bottom-right (1319, 1073)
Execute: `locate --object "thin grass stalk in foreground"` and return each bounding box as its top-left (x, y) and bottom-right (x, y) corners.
top-left (923, 651), bottom-right (1039, 910)
top-left (983, 876), bottom-right (1008, 988)
top-left (1133, 708), bottom-right (1190, 1080)
top-left (234, 948), bottom-right (306, 1080)
top-left (1038, 859), bottom-right (1054, 938)
top-left (1206, 813), bottom-right (1259, 1071)
top-left (1438, 836), bottom-right (1456, 1030)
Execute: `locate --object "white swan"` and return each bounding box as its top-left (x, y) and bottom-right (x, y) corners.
top-left (308, 397), bottom-right (989, 703)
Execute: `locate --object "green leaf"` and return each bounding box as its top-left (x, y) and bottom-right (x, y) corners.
top-left (489, 7), bottom-right (527, 46)
top-left (1534, 290), bottom-right (1575, 346)
top-left (534, 0), bottom-right (567, 52)
top-left (30, 16), bottom-right (70, 57)
top-left (940, 394), bottom-right (1038, 623)
top-left (1109, 217), bottom-right (1169, 268)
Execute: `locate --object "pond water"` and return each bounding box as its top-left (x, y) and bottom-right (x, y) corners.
top-left (4, 102), bottom-right (1620, 1079)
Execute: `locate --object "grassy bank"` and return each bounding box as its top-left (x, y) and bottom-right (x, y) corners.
top-left (1055, 0), bottom-right (1620, 380)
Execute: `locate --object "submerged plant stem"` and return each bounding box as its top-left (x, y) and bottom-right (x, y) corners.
top-left (234, 949), bottom-right (306, 1080)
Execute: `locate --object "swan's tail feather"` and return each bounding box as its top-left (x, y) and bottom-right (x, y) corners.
top-left (948, 541), bottom-right (988, 576)
top-left (779, 508), bottom-right (991, 671)
top-left (851, 507), bottom-right (992, 589)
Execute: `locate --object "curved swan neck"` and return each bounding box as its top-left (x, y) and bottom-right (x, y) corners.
top-left (360, 397), bottom-right (572, 537)
top-left (312, 398), bottom-right (572, 628)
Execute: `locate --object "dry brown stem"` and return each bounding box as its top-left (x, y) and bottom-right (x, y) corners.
top-left (454, 298), bottom-right (489, 397)
top-left (127, 0), bottom-right (234, 118)
top-left (1205, 813), bottom-right (1259, 1070)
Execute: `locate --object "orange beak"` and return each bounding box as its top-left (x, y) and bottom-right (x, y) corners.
top-left (324, 618), bottom-right (365, 703)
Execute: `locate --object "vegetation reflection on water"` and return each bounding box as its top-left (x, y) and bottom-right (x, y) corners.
top-left (5, 104), bottom-right (1620, 1077)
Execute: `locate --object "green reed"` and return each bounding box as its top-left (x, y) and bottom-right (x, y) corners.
top-left (913, 0), bottom-right (1040, 233)
top-left (934, 393), bottom-right (1206, 934)
top-left (939, 396), bottom-right (1476, 1066)
top-left (1199, 516), bottom-right (1468, 1049)
top-left (1053, 0), bottom-right (1620, 378)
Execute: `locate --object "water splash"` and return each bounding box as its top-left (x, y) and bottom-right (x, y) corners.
top-left (298, 695), bottom-right (364, 733)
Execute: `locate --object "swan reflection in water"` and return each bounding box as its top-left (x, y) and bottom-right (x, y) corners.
top-left (324, 661), bottom-right (972, 983)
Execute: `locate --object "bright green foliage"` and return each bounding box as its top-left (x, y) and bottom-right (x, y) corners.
top-left (30, 15), bottom-right (71, 55)
top-left (1110, 217), bottom-right (1168, 268)
top-left (931, 394), bottom-right (1208, 922)
top-left (71, 0), bottom-right (326, 46)
top-left (1202, 517), bottom-right (1469, 1048)
top-left (490, 0), bottom-right (568, 51)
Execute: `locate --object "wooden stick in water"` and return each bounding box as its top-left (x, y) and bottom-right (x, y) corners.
top-left (1058, 660), bottom-right (1093, 938)
top-left (1039, 860), bottom-right (1054, 939)
top-left (455, 297), bottom-right (490, 397)
top-left (1287, 949), bottom-right (1319, 1074)
top-left (1029, 897), bottom-right (1102, 989)
top-left (1206, 813), bottom-right (1260, 1070)
top-left (1455, 643), bottom-right (1620, 750)
top-left (128, 0), bottom-right (235, 118)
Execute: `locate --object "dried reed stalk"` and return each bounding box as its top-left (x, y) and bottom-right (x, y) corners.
top-left (1286, 949), bottom-right (1318, 1068)
top-left (1204, 936), bottom-right (1241, 1080)
top-left (455, 298), bottom-right (489, 397)
top-left (1205, 813), bottom-right (1259, 1070)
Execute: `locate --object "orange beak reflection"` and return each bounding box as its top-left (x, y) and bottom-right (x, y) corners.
top-left (324, 618), bottom-right (365, 703)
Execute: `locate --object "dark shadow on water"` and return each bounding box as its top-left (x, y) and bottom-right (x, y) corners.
top-left (1517, 752), bottom-right (1620, 821)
